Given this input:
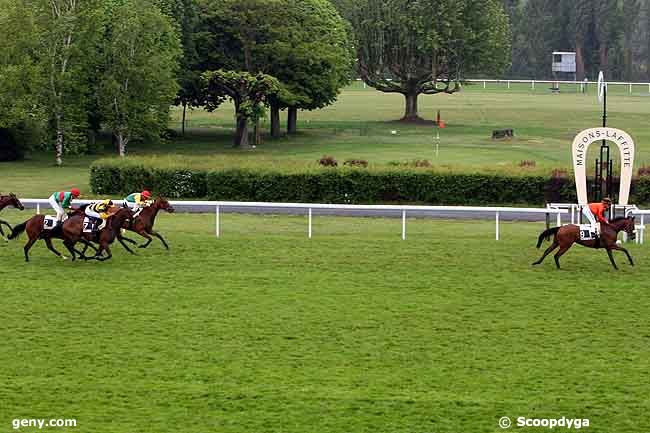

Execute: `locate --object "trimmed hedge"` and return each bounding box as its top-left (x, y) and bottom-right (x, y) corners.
top-left (93, 161), bottom-right (632, 205)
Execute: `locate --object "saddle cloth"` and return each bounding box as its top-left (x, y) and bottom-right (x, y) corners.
top-left (83, 216), bottom-right (100, 233)
top-left (43, 215), bottom-right (59, 230)
top-left (579, 224), bottom-right (596, 241)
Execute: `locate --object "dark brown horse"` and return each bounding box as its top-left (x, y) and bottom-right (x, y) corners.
top-left (0, 193), bottom-right (24, 240)
top-left (8, 208), bottom-right (95, 261)
top-left (62, 206), bottom-right (133, 261)
top-left (533, 216), bottom-right (636, 270)
top-left (120, 196), bottom-right (174, 250)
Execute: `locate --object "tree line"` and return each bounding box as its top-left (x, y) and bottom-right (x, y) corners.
top-left (500, 0), bottom-right (650, 81)
top-left (0, 0), bottom-right (514, 164)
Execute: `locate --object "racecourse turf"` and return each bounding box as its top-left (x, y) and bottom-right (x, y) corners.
top-left (1, 210), bottom-right (649, 432)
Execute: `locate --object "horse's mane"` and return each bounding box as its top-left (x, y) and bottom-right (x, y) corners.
top-left (611, 216), bottom-right (633, 223)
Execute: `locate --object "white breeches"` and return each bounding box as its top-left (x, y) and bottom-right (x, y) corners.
top-left (581, 206), bottom-right (598, 233)
top-left (49, 196), bottom-right (66, 222)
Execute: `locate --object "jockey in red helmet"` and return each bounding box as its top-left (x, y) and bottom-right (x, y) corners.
top-left (49, 188), bottom-right (80, 222)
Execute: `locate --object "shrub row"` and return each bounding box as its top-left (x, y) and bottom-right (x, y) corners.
top-left (97, 161), bottom-right (640, 205)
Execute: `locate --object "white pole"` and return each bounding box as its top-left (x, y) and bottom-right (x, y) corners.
top-left (507, 80), bottom-right (510, 89)
top-left (556, 211), bottom-right (561, 227)
top-left (36, 203), bottom-right (40, 214)
top-left (639, 214), bottom-right (645, 243)
top-left (483, 81), bottom-right (486, 89)
top-left (495, 211), bottom-right (500, 240)
top-left (308, 208), bottom-right (312, 239)
top-left (401, 210), bottom-right (406, 240)
top-left (215, 205), bottom-right (220, 237)
top-left (629, 83), bottom-right (632, 93)
top-left (532, 80), bottom-right (535, 90)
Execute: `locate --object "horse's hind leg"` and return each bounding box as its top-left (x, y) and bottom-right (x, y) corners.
top-left (63, 241), bottom-right (77, 261)
top-left (23, 238), bottom-right (37, 262)
top-left (606, 248), bottom-right (619, 270)
top-left (117, 235), bottom-right (136, 255)
top-left (553, 245), bottom-right (571, 269)
top-left (532, 240), bottom-right (559, 265)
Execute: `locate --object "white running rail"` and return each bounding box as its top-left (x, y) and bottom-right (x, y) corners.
top-left (17, 199), bottom-right (567, 241)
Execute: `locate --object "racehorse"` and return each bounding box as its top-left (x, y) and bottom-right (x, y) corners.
top-left (120, 196), bottom-right (174, 250)
top-left (0, 193), bottom-right (24, 240)
top-left (8, 208), bottom-right (95, 261)
top-left (62, 206), bottom-right (133, 261)
top-left (532, 216), bottom-right (636, 270)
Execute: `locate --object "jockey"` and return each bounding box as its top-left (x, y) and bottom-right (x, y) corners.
top-left (85, 199), bottom-right (113, 230)
top-left (582, 197), bottom-right (612, 236)
top-left (124, 190), bottom-right (151, 215)
top-left (49, 188), bottom-right (80, 223)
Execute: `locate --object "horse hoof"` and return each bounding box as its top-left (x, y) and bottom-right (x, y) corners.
top-left (61, 256), bottom-right (68, 260)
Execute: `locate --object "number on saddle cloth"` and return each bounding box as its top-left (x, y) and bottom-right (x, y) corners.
top-left (83, 216), bottom-right (100, 233)
top-left (43, 216), bottom-right (59, 230)
top-left (579, 225), bottom-right (596, 241)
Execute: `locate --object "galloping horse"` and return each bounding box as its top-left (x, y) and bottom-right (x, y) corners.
top-left (533, 216), bottom-right (636, 270)
top-left (120, 196), bottom-right (174, 250)
top-left (62, 206), bottom-right (133, 261)
top-left (0, 193), bottom-right (24, 240)
top-left (8, 208), bottom-right (94, 261)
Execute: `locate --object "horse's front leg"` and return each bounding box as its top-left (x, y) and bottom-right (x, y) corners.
top-left (605, 248), bottom-right (619, 270)
top-left (611, 245), bottom-right (634, 266)
top-left (117, 235), bottom-right (136, 255)
top-left (151, 230), bottom-right (169, 250)
top-left (97, 245), bottom-right (112, 261)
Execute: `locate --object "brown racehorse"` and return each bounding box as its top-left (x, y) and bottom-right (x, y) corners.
top-left (62, 206), bottom-right (133, 261)
top-left (0, 193), bottom-right (24, 240)
top-left (533, 216), bottom-right (636, 270)
top-left (120, 196), bottom-right (175, 250)
top-left (8, 208), bottom-right (95, 261)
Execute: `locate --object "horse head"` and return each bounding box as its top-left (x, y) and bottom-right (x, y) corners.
top-left (155, 196), bottom-right (175, 213)
top-left (8, 193), bottom-right (24, 210)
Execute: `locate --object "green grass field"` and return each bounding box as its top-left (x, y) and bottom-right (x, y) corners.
top-left (1, 210), bottom-right (649, 432)
top-left (2, 84), bottom-right (650, 197)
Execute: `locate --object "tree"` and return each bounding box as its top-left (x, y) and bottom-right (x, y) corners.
top-left (202, 70), bottom-right (279, 147)
top-left (32, 0), bottom-right (103, 165)
top-left (99, 0), bottom-right (181, 157)
top-left (351, 0), bottom-right (511, 121)
top-left (265, 0), bottom-right (353, 136)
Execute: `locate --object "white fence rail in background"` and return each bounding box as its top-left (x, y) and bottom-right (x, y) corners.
top-left (465, 78), bottom-right (650, 93)
top-left (355, 78), bottom-right (650, 93)
top-left (18, 199), bottom-right (567, 241)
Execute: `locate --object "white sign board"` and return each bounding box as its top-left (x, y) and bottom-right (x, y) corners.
top-left (572, 127), bottom-right (635, 205)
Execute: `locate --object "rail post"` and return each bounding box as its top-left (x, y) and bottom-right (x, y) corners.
top-left (36, 203), bottom-right (40, 214)
top-left (556, 211), bottom-right (561, 227)
top-left (401, 210), bottom-right (406, 240)
top-left (308, 207), bottom-right (312, 239)
top-left (215, 205), bottom-right (220, 237)
top-left (495, 211), bottom-right (500, 240)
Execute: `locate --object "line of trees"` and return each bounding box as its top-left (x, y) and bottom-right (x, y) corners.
top-left (501, 0), bottom-right (650, 81)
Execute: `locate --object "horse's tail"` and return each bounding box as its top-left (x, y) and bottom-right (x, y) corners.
top-left (536, 227), bottom-right (560, 248)
top-left (8, 221), bottom-right (27, 240)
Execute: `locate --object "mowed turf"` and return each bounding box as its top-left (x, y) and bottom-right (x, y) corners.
top-left (1, 210), bottom-right (649, 433)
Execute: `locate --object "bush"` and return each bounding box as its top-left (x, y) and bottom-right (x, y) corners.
top-left (92, 159), bottom-right (650, 205)
top-left (319, 156), bottom-right (338, 167)
top-left (343, 159), bottom-right (368, 168)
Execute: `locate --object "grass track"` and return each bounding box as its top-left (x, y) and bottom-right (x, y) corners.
top-left (1, 211), bottom-right (649, 432)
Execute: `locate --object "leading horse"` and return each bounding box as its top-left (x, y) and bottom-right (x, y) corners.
top-left (119, 196), bottom-right (174, 250)
top-left (533, 216), bottom-right (636, 270)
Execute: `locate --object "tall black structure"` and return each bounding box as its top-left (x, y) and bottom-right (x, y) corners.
top-left (592, 72), bottom-right (615, 217)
